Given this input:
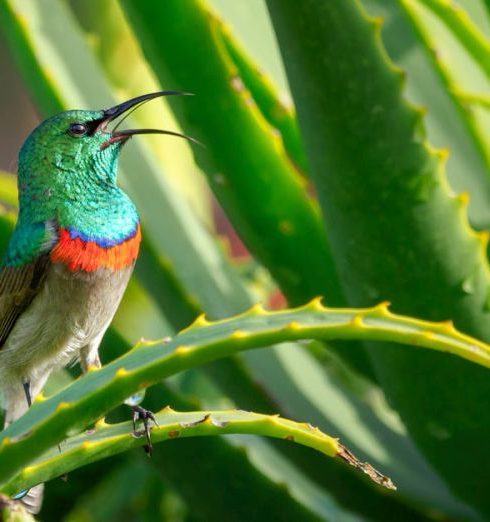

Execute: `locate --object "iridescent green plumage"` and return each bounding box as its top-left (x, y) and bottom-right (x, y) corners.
top-left (8, 109), bottom-right (139, 267)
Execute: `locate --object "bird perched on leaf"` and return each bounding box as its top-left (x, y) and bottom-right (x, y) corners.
top-left (0, 91), bottom-right (195, 513)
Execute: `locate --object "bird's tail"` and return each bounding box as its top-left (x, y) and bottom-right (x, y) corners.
top-left (2, 381), bottom-right (45, 514)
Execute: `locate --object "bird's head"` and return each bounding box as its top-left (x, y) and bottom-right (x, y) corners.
top-left (18, 91), bottom-right (196, 187)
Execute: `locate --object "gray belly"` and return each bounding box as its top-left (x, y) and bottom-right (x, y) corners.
top-left (0, 262), bottom-right (133, 383)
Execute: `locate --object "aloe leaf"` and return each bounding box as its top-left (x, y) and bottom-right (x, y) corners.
top-left (143, 368), bottom-right (432, 522)
top-left (2, 301), bottom-right (490, 487)
top-left (363, 0), bottom-right (490, 230)
top-left (266, 0), bottom-right (490, 514)
top-left (3, 408), bottom-right (396, 496)
top-left (0, 208), bottom-right (474, 519)
top-left (415, 0), bottom-right (490, 79)
top-left (218, 25), bottom-right (308, 174)
top-left (84, 12), bottom-right (409, 509)
top-left (120, 0), bottom-right (345, 309)
top-left (80, 333), bottom-right (344, 522)
top-left (398, 0), bottom-right (490, 214)
top-left (0, 204), bottom-right (480, 521)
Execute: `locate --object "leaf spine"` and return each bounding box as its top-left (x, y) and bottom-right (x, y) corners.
top-left (306, 296), bottom-right (325, 312)
top-left (478, 231), bottom-right (490, 256)
top-left (232, 329), bottom-right (248, 339)
top-left (34, 392), bottom-right (47, 403)
top-left (373, 301), bottom-right (391, 315)
top-left (286, 321), bottom-right (302, 331)
top-left (247, 302), bottom-right (266, 316)
top-left (95, 418), bottom-right (108, 429)
top-left (175, 345), bottom-right (191, 355)
top-left (438, 319), bottom-right (454, 333)
top-left (191, 313), bottom-right (210, 328)
top-left (436, 147), bottom-right (450, 162)
top-left (350, 315), bottom-right (364, 328)
top-left (456, 191), bottom-right (470, 207)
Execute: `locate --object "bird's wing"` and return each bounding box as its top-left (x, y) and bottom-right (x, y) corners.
top-left (0, 221), bottom-right (57, 348)
top-left (0, 255), bottom-right (51, 347)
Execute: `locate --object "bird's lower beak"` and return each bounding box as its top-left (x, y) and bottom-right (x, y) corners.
top-left (98, 91), bottom-right (200, 150)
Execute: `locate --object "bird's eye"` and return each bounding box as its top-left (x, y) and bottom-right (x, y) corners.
top-left (68, 123), bottom-right (88, 137)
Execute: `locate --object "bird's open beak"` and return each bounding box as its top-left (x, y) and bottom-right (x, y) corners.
top-left (98, 91), bottom-right (200, 150)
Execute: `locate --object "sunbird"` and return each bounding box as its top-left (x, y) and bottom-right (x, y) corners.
top-left (0, 91), bottom-right (194, 512)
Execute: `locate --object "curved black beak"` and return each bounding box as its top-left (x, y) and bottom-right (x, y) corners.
top-left (98, 91), bottom-right (201, 150)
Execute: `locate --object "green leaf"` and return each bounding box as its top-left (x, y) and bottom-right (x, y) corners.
top-left (398, 0), bottom-right (490, 224)
top-left (363, 0), bottom-right (490, 231)
top-left (415, 0), bottom-right (490, 79)
top-left (142, 377), bottom-right (429, 522)
top-left (120, 0), bottom-right (346, 309)
top-left (2, 301), bottom-right (490, 488)
top-left (71, 333), bottom-right (341, 522)
top-left (2, 408), bottom-right (395, 496)
top-left (266, 0), bottom-right (490, 514)
top-left (218, 25), bottom-right (308, 174)
top-left (74, 11), bottom-right (424, 515)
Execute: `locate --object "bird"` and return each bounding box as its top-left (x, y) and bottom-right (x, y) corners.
top-left (0, 91), bottom-right (195, 513)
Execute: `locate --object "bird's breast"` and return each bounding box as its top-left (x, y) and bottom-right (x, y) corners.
top-left (50, 224), bottom-right (141, 272)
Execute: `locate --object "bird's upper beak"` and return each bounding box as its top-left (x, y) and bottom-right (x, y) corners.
top-left (97, 91), bottom-right (200, 150)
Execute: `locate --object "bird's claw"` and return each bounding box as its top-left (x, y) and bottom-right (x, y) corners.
top-left (131, 405), bottom-right (159, 456)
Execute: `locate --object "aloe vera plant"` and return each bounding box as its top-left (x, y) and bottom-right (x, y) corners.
top-left (1, 0), bottom-right (490, 520)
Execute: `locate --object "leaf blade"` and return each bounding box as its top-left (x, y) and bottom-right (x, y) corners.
top-left (1, 302), bottom-right (490, 487)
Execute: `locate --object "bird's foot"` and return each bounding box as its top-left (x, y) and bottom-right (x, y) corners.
top-left (22, 380), bottom-right (32, 407)
top-left (131, 405), bottom-right (159, 456)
